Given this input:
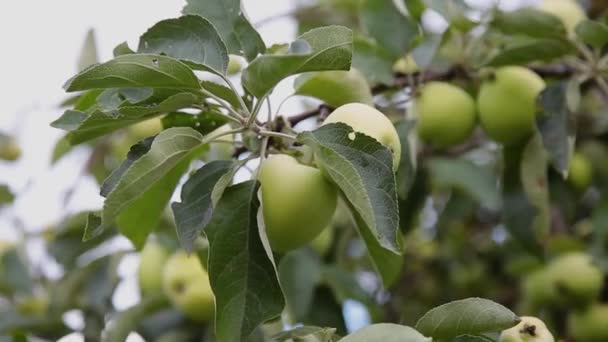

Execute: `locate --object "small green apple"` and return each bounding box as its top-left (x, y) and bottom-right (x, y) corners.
top-left (0, 138), bottom-right (21, 161)
top-left (129, 117), bottom-right (164, 140)
top-left (499, 316), bottom-right (555, 342)
top-left (260, 154), bottom-right (338, 252)
top-left (138, 237), bottom-right (170, 296)
top-left (568, 152), bottom-right (593, 191)
top-left (523, 268), bottom-right (558, 308)
top-left (162, 251), bottom-right (214, 321)
top-left (203, 124), bottom-right (235, 161)
top-left (414, 81), bottom-right (476, 148)
top-left (323, 103), bottom-right (401, 171)
top-left (478, 66), bottom-right (545, 145)
top-left (547, 252), bottom-right (603, 305)
top-left (393, 55), bottom-right (418, 74)
top-left (16, 293), bottom-right (50, 315)
top-left (227, 55), bottom-right (244, 75)
top-left (568, 304), bottom-right (608, 342)
top-left (538, 0), bottom-right (586, 34)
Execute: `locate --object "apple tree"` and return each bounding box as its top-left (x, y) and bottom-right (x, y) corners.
top-left (1, 0), bottom-right (608, 341)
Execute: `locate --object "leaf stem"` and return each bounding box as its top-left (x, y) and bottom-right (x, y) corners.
top-left (204, 127), bottom-right (245, 144)
top-left (200, 87), bottom-right (245, 121)
top-left (220, 74), bottom-right (252, 116)
top-left (247, 95), bottom-right (267, 127)
top-left (258, 130), bottom-right (297, 140)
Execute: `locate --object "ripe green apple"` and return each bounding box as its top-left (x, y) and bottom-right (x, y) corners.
top-left (129, 117), bottom-right (164, 140)
top-left (538, 0), bottom-right (586, 34)
top-left (568, 304), bottom-right (608, 342)
top-left (499, 316), bottom-right (555, 342)
top-left (414, 81), bottom-right (476, 148)
top-left (568, 152), bottom-right (593, 191)
top-left (323, 103), bottom-right (401, 171)
top-left (227, 55), bottom-right (244, 75)
top-left (393, 55), bottom-right (418, 74)
top-left (478, 66), bottom-right (545, 145)
top-left (162, 251), bottom-right (214, 321)
top-left (547, 252), bottom-right (602, 305)
top-left (259, 154), bottom-right (338, 252)
top-left (203, 124), bottom-right (235, 161)
top-left (138, 238), bottom-right (170, 296)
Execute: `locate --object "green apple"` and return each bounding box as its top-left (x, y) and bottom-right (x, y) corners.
top-left (568, 304), bottom-right (608, 342)
top-left (294, 68), bottom-right (374, 107)
top-left (16, 293), bottom-right (50, 315)
top-left (260, 154), bottom-right (338, 252)
top-left (568, 152), bottom-right (593, 191)
top-left (414, 81), bottom-right (476, 148)
top-left (138, 237), bottom-right (170, 296)
top-left (323, 103), bottom-right (401, 171)
top-left (162, 251), bottom-right (214, 321)
top-left (547, 252), bottom-right (602, 305)
top-left (0, 137), bottom-right (21, 161)
top-left (523, 268), bottom-right (558, 308)
top-left (538, 0), bottom-right (586, 34)
top-left (129, 117), bottom-right (164, 140)
top-left (499, 316), bottom-right (555, 342)
top-left (478, 66), bottom-right (545, 145)
top-left (227, 55), bottom-right (244, 75)
top-left (310, 226), bottom-right (334, 256)
top-left (203, 124), bottom-right (235, 161)
top-left (393, 55), bottom-right (418, 74)
top-left (0, 240), bottom-right (12, 256)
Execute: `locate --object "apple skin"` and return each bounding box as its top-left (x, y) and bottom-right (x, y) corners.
top-left (568, 152), bottom-right (593, 191)
top-left (227, 55), bottom-right (244, 75)
top-left (129, 117), bottom-right (163, 140)
top-left (393, 55), bottom-right (418, 74)
top-left (568, 304), bottom-right (608, 342)
top-left (415, 82), bottom-right (476, 148)
top-left (323, 103), bottom-right (401, 171)
top-left (546, 252), bottom-right (603, 305)
top-left (499, 316), bottom-right (555, 342)
top-left (538, 0), bottom-right (586, 34)
top-left (0, 139), bottom-right (21, 161)
top-left (310, 225), bottom-right (334, 256)
top-left (260, 155), bottom-right (338, 252)
top-left (477, 66), bottom-right (545, 145)
top-left (138, 238), bottom-right (170, 296)
top-left (162, 251), bottom-right (214, 321)
top-left (523, 268), bottom-right (558, 308)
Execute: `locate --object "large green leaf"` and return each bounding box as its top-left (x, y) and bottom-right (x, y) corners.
top-left (415, 298), bottom-right (520, 339)
top-left (242, 26), bottom-right (353, 98)
top-left (576, 20), bottom-right (608, 48)
top-left (52, 92), bottom-right (199, 145)
top-left (138, 15), bottom-right (228, 75)
top-left (536, 82), bottom-right (576, 177)
top-left (85, 128), bottom-right (209, 248)
top-left (492, 8), bottom-right (567, 39)
top-left (205, 181), bottom-right (284, 342)
top-left (0, 185), bottom-right (14, 207)
top-left (341, 324), bottom-right (430, 342)
top-left (171, 160), bottom-right (233, 253)
top-left (352, 35), bottom-right (394, 85)
top-left (298, 123), bottom-right (401, 254)
top-left (361, 0), bottom-right (419, 57)
top-left (0, 249), bottom-right (32, 296)
top-left (182, 0), bottom-right (265, 61)
top-left (294, 69), bottom-right (373, 107)
top-left (486, 38), bottom-right (573, 67)
top-left (278, 249), bottom-right (322, 322)
top-left (64, 54), bottom-right (201, 92)
top-left (428, 158), bottom-right (501, 211)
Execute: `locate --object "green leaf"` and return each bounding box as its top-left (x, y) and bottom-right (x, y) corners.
top-left (395, 120), bottom-right (417, 199)
top-left (278, 249), bottom-right (322, 321)
top-left (242, 26), bottom-right (353, 98)
top-left (171, 160), bottom-right (233, 253)
top-left (138, 15), bottom-right (228, 75)
top-left (415, 298), bottom-right (520, 339)
top-left (486, 38), bottom-right (574, 67)
top-left (64, 54), bottom-right (201, 92)
top-left (537, 82), bottom-right (576, 177)
top-left (362, 0), bottom-right (419, 58)
top-left (454, 335), bottom-right (496, 342)
top-left (428, 158), bottom-right (501, 211)
top-left (52, 92), bottom-right (199, 145)
top-left (182, 0), bottom-right (265, 61)
top-left (113, 41), bottom-right (135, 57)
top-left (405, 0), bottom-right (426, 20)
top-left (78, 29), bottom-right (99, 71)
top-left (294, 69), bottom-right (373, 107)
top-left (0, 310), bottom-right (69, 341)
top-left (411, 33), bottom-right (443, 70)
top-left (273, 326), bottom-right (339, 342)
top-left (520, 135), bottom-right (551, 244)
top-left (298, 123), bottom-right (401, 254)
top-left (322, 266), bottom-right (371, 305)
top-left (341, 324), bottom-right (430, 342)
top-left (492, 8), bottom-right (567, 39)
top-left (101, 295), bottom-right (168, 342)
top-left (576, 20), bottom-right (608, 48)
top-left (0, 185), bottom-right (14, 206)
top-left (0, 249), bottom-right (32, 296)
top-left (206, 181), bottom-right (284, 342)
top-left (201, 80), bottom-right (244, 109)
top-left (85, 128), bottom-right (208, 248)
top-left (352, 35), bottom-right (394, 85)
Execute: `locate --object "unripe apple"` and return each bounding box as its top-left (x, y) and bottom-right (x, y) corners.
top-left (393, 55), bottom-right (418, 74)
top-left (323, 103), bottom-right (401, 171)
top-left (260, 155), bottom-right (338, 252)
top-left (0, 138), bottom-right (21, 161)
top-left (203, 124), bottom-right (235, 161)
top-left (16, 293), bottom-right (50, 315)
top-left (568, 304), bottom-right (608, 342)
top-left (499, 316), bottom-right (555, 342)
top-left (227, 55), bottom-right (244, 75)
top-left (162, 251), bottom-right (214, 321)
top-left (547, 252), bottom-right (602, 305)
top-left (129, 117), bottom-right (163, 140)
top-left (568, 152), bottom-right (593, 191)
top-left (138, 237), bottom-right (170, 296)
top-left (414, 82), bottom-right (477, 148)
top-left (538, 0), bottom-right (586, 34)
top-left (478, 66), bottom-right (545, 145)
top-left (523, 268), bottom-right (558, 308)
